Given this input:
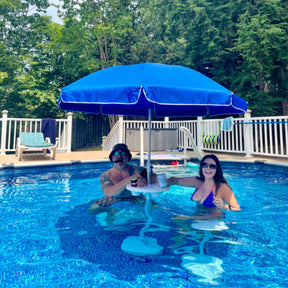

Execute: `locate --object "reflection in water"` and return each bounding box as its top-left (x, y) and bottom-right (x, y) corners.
top-left (121, 194), bottom-right (171, 256)
top-left (181, 253), bottom-right (224, 285)
top-left (172, 220), bottom-right (226, 285)
top-left (92, 195), bottom-right (242, 284)
top-left (56, 202), bottom-right (185, 281)
top-left (167, 205), bottom-right (224, 249)
top-left (94, 196), bottom-right (170, 256)
top-left (172, 216), bottom-right (241, 285)
top-left (96, 208), bottom-right (146, 230)
top-left (94, 198), bottom-right (239, 284)
top-left (57, 196), bottom-right (241, 283)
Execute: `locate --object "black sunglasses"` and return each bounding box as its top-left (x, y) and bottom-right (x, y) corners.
top-left (113, 151), bottom-right (127, 157)
top-left (202, 162), bottom-right (217, 170)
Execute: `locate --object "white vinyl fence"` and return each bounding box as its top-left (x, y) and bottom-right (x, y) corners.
top-left (2, 109), bottom-right (288, 159)
top-left (103, 111), bottom-right (288, 159)
top-left (0, 110), bottom-right (73, 155)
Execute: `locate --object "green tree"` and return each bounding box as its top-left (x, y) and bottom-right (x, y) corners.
top-left (236, 0), bottom-right (288, 115)
top-left (0, 0), bottom-right (63, 117)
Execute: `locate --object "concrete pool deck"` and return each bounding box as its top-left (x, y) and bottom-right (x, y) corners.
top-left (1, 150), bottom-right (287, 168)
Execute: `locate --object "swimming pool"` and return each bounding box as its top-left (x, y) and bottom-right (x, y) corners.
top-left (1, 161), bottom-right (288, 287)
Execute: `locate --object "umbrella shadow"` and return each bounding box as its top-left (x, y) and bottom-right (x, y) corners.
top-left (55, 202), bottom-right (187, 281)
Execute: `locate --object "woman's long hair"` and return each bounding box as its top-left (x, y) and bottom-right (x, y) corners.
top-left (197, 154), bottom-right (228, 194)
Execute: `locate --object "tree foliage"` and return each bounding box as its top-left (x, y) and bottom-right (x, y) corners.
top-left (0, 0), bottom-right (64, 117)
top-left (1, 0), bottom-right (287, 118)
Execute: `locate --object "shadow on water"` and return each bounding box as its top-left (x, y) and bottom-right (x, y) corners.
top-left (55, 202), bottom-right (188, 282)
top-left (55, 198), bottom-right (234, 284)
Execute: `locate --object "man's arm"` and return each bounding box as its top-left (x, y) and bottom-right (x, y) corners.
top-left (100, 172), bottom-right (132, 197)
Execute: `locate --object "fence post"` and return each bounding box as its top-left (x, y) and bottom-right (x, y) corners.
top-left (0, 110), bottom-right (8, 155)
top-left (197, 117), bottom-right (203, 153)
top-left (244, 109), bottom-right (252, 157)
top-left (67, 112), bottom-right (73, 153)
top-left (164, 117), bottom-right (169, 128)
top-left (119, 116), bottom-right (123, 143)
top-left (101, 136), bottom-right (107, 150)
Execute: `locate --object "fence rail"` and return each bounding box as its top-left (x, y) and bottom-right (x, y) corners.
top-left (2, 109), bottom-right (288, 159)
top-left (103, 112), bottom-right (288, 159)
top-left (0, 110), bottom-right (73, 155)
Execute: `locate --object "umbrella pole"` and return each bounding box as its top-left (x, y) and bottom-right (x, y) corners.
top-left (147, 109), bottom-right (152, 186)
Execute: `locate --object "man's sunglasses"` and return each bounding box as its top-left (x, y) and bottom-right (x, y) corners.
top-left (202, 162), bottom-right (217, 170)
top-left (113, 151), bottom-right (127, 157)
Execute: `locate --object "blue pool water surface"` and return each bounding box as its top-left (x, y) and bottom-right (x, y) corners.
top-left (1, 161), bottom-right (288, 287)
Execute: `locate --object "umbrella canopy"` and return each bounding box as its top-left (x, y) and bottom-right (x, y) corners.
top-left (59, 63), bottom-right (247, 117)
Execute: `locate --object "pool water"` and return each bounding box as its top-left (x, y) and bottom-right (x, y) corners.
top-left (1, 161), bottom-right (288, 287)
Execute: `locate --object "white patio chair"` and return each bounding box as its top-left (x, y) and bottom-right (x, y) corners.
top-left (16, 132), bottom-right (57, 161)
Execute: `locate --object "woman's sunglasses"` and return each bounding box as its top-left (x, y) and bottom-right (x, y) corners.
top-left (113, 151), bottom-right (127, 157)
top-left (202, 162), bottom-right (217, 170)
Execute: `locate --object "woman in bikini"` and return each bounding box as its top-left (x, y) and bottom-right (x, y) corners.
top-left (168, 154), bottom-right (241, 211)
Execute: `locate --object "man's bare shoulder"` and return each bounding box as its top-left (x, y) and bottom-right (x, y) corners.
top-left (100, 169), bottom-right (113, 181)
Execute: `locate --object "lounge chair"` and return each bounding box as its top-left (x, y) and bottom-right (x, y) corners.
top-left (16, 132), bottom-right (57, 161)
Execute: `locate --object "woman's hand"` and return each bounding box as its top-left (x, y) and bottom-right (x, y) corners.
top-left (136, 176), bottom-right (147, 187)
top-left (213, 197), bottom-right (229, 210)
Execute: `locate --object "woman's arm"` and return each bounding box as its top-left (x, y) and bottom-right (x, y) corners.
top-left (214, 183), bottom-right (241, 211)
top-left (135, 167), bottom-right (158, 186)
top-left (168, 176), bottom-right (200, 187)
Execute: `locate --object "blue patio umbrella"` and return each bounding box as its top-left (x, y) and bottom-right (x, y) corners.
top-left (59, 63), bottom-right (247, 182)
top-left (59, 62), bottom-right (246, 117)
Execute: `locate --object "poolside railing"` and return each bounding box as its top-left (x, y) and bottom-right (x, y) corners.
top-left (0, 110), bottom-right (73, 155)
top-left (103, 112), bottom-right (288, 159)
top-left (2, 109), bottom-right (288, 159)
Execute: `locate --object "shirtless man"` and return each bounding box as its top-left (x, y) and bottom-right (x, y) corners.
top-left (88, 143), bottom-right (157, 213)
